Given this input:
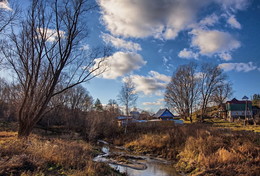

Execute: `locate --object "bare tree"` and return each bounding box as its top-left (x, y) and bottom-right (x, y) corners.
top-left (66, 85), bottom-right (92, 111)
top-left (107, 99), bottom-right (120, 114)
top-left (165, 63), bottom-right (199, 123)
top-left (118, 77), bottom-right (138, 116)
top-left (211, 82), bottom-right (232, 106)
top-left (1, 0), bottom-right (108, 138)
top-left (0, 0), bottom-right (18, 34)
top-left (38, 84), bottom-right (93, 131)
top-left (0, 77), bottom-right (8, 102)
top-left (199, 63), bottom-right (226, 120)
top-left (0, 78), bottom-right (20, 121)
top-left (0, 0), bottom-right (19, 65)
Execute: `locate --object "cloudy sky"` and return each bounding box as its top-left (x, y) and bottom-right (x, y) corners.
top-left (84, 0), bottom-right (260, 112)
top-left (2, 0), bottom-right (260, 113)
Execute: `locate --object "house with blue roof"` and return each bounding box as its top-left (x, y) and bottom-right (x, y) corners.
top-left (153, 108), bottom-right (175, 120)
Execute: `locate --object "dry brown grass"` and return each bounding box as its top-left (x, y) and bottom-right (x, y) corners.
top-left (120, 124), bottom-right (260, 176)
top-left (0, 132), bottom-right (121, 176)
top-left (175, 127), bottom-right (260, 175)
top-left (110, 121), bottom-right (176, 145)
top-left (126, 133), bottom-right (170, 153)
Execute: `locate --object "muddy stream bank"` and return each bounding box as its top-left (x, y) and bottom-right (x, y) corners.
top-left (94, 140), bottom-right (182, 176)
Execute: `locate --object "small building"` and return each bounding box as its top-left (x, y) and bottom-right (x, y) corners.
top-left (153, 108), bottom-right (175, 120)
top-left (130, 111), bottom-right (140, 119)
top-left (116, 116), bottom-right (133, 126)
top-left (226, 98), bottom-right (252, 119)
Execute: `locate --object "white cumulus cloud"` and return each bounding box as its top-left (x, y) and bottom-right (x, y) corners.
top-left (97, 0), bottom-right (209, 39)
top-left (37, 28), bottom-right (65, 42)
top-left (97, 0), bottom-right (250, 40)
top-left (149, 71), bottom-right (171, 82)
top-left (125, 71), bottom-right (170, 95)
top-left (190, 29), bottom-right (240, 59)
top-left (199, 13), bottom-right (219, 26)
top-left (142, 99), bottom-right (164, 106)
top-left (215, 0), bottom-right (250, 11)
top-left (93, 52), bottom-right (146, 79)
top-left (227, 15), bottom-right (241, 29)
top-left (0, 0), bottom-right (12, 11)
top-left (178, 48), bottom-right (199, 59)
top-left (218, 62), bottom-right (258, 72)
top-left (218, 52), bottom-right (232, 61)
top-left (102, 33), bottom-right (141, 51)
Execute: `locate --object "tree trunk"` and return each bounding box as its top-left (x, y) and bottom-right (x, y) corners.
top-left (17, 105), bottom-right (46, 138)
top-left (189, 112), bottom-right (193, 123)
top-left (201, 104), bottom-right (206, 122)
top-left (18, 120), bottom-right (34, 138)
top-left (189, 116), bottom-right (193, 123)
top-left (126, 104), bottom-right (129, 116)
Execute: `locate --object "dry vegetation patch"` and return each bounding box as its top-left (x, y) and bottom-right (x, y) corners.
top-left (121, 124), bottom-right (260, 175)
top-left (126, 134), bottom-right (171, 154)
top-left (175, 127), bottom-right (260, 175)
top-left (0, 132), bottom-right (121, 176)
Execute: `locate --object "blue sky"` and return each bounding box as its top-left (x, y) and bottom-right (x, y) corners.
top-left (84, 0), bottom-right (260, 112)
top-left (1, 0), bottom-right (260, 113)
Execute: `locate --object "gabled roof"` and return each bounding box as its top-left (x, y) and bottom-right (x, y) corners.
top-left (226, 98), bottom-right (252, 104)
top-left (130, 111), bottom-right (140, 115)
top-left (153, 108), bottom-right (174, 118)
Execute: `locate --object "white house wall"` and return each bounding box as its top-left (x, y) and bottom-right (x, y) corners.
top-left (228, 111), bottom-right (252, 117)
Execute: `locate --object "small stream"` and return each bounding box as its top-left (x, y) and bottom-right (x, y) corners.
top-left (94, 141), bottom-right (181, 176)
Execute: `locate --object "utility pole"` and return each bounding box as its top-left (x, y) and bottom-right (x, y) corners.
top-left (242, 96), bottom-right (249, 126)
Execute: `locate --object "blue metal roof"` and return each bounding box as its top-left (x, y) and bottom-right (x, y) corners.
top-left (116, 116), bottom-right (132, 120)
top-left (116, 116), bottom-right (127, 120)
top-left (153, 108), bottom-right (175, 118)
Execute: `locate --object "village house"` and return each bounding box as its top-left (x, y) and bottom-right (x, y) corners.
top-left (116, 108), bottom-right (184, 126)
top-left (153, 108), bottom-right (184, 124)
top-left (226, 98), bottom-right (253, 120)
top-left (153, 108), bottom-right (175, 120)
top-left (130, 111), bottom-right (140, 119)
top-left (116, 116), bottom-right (133, 127)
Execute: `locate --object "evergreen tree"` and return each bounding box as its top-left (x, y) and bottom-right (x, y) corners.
top-left (94, 98), bottom-right (103, 111)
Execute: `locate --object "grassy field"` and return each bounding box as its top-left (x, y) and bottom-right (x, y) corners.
top-left (1, 119), bottom-right (260, 176)
top-left (183, 117), bottom-right (260, 133)
top-left (0, 131), bottom-right (122, 176)
top-left (113, 122), bottom-right (260, 176)
top-left (209, 118), bottom-right (260, 132)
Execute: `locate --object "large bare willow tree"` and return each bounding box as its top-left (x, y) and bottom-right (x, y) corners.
top-left (1, 0), bottom-right (108, 138)
top-left (199, 63), bottom-right (226, 120)
top-left (165, 63), bottom-right (199, 123)
top-left (165, 62), bottom-right (230, 122)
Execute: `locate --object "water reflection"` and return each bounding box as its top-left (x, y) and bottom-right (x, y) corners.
top-left (94, 142), bottom-right (180, 176)
top-left (110, 160), bottom-right (179, 176)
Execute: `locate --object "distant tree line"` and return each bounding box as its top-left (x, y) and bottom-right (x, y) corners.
top-left (252, 94), bottom-right (260, 108)
top-left (0, 76), bottom-right (123, 141)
